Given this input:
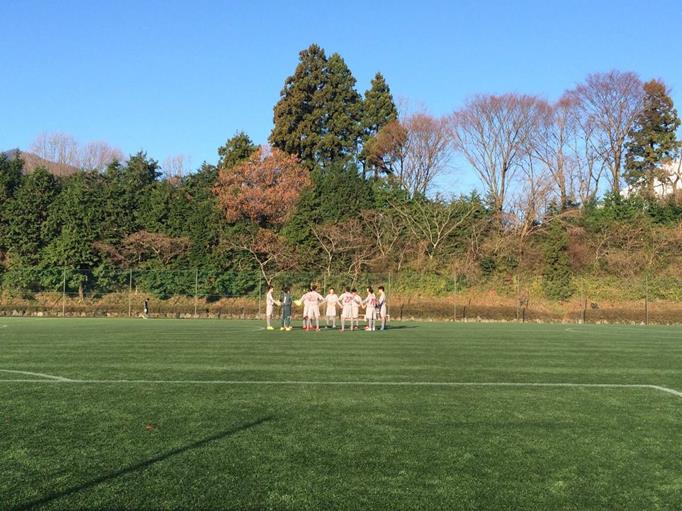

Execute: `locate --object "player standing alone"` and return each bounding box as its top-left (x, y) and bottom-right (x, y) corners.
top-left (143, 298), bottom-right (149, 319)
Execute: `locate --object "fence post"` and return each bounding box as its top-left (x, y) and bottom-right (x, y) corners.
top-left (644, 273), bottom-right (649, 326)
top-left (582, 280), bottom-right (587, 324)
top-left (62, 268), bottom-right (66, 317)
top-left (128, 269), bottom-right (132, 318)
top-left (388, 272), bottom-right (392, 321)
top-left (194, 268), bottom-right (199, 318)
top-left (257, 273), bottom-right (262, 320)
top-left (453, 271), bottom-right (457, 321)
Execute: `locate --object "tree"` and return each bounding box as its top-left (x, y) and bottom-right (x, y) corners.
top-left (624, 79), bottom-right (681, 197)
top-left (542, 220), bottom-right (574, 300)
top-left (368, 113), bottom-right (451, 197)
top-left (217, 132), bottom-right (257, 169)
top-left (31, 132), bottom-right (123, 171)
top-left (4, 168), bottom-right (60, 266)
top-left (567, 71), bottom-right (643, 196)
top-left (360, 72), bottom-right (398, 177)
top-left (389, 195), bottom-right (476, 261)
top-left (270, 44), bottom-right (362, 168)
top-left (531, 97), bottom-right (575, 210)
top-left (79, 141), bottom-right (124, 171)
top-left (214, 147), bottom-right (309, 227)
top-left (450, 94), bottom-right (546, 218)
top-left (225, 228), bottom-right (298, 284)
top-left (281, 161), bottom-right (373, 248)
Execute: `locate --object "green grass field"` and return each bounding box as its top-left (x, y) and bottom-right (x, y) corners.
top-left (1, 318), bottom-right (682, 510)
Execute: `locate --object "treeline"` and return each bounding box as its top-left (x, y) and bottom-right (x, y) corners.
top-left (2, 44), bottom-right (682, 301)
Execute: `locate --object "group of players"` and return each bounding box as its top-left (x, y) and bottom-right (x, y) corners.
top-left (265, 285), bottom-right (388, 332)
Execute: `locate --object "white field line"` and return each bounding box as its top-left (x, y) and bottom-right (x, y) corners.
top-left (0, 374), bottom-right (680, 398)
top-left (0, 369), bottom-right (73, 381)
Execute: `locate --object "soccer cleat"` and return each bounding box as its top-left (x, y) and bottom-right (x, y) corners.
top-left (286, 327), bottom-right (292, 331)
top-left (267, 326), bottom-right (274, 331)
top-left (280, 327), bottom-right (285, 331)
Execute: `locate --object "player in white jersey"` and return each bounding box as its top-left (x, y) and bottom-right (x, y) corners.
top-left (363, 287), bottom-right (377, 331)
top-left (351, 288), bottom-right (362, 330)
top-left (265, 285), bottom-right (280, 330)
top-left (338, 287), bottom-right (354, 332)
top-left (324, 288), bottom-right (339, 328)
top-left (377, 285), bottom-right (388, 330)
top-left (302, 286), bottom-right (325, 331)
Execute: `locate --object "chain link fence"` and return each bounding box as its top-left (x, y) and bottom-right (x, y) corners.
top-left (1, 267), bottom-right (682, 324)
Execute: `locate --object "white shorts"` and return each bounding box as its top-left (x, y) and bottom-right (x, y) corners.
top-left (365, 308), bottom-right (376, 320)
top-left (266, 304), bottom-right (274, 317)
top-left (303, 303), bottom-right (310, 318)
top-left (308, 305), bottom-right (320, 320)
top-left (380, 304), bottom-right (387, 318)
top-left (342, 305), bottom-right (353, 320)
top-left (325, 306), bottom-right (336, 318)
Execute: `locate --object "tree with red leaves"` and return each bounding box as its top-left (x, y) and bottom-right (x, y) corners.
top-left (214, 147), bottom-right (310, 227)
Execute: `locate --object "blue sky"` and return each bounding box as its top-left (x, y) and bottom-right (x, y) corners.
top-left (2, 0), bottom-right (681, 190)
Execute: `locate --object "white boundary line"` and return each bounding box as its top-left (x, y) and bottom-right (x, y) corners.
top-left (0, 374), bottom-right (680, 398)
top-left (0, 369), bottom-right (73, 381)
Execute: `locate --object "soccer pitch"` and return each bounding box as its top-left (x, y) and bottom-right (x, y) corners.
top-left (2, 319), bottom-right (681, 510)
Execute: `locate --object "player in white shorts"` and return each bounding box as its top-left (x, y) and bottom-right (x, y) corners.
top-left (265, 285), bottom-right (280, 330)
top-left (324, 288), bottom-right (339, 328)
top-left (377, 285), bottom-right (388, 330)
top-left (363, 287), bottom-right (377, 331)
top-left (302, 285), bottom-right (324, 331)
top-left (351, 288), bottom-right (362, 331)
top-left (339, 287), bottom-right (354, 332)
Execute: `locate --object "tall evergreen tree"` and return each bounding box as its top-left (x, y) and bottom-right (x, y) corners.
top-left (624, 79), bottom-right (681, 197)
top-left (4, 168), bottom-right (60, 266)
top-left (270, 44), bottom-right (362, 168)
top-left (360, 73), bottom-right (398, 176)
top-left (217, 131), bottom-right (257, 169)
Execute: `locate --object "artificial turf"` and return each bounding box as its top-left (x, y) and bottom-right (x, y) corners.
top-left (1, 318), bottom-right (681, 510)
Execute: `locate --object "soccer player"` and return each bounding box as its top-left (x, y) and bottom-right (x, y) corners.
top-left (351, 288), bottom-right (362, 331)
top-left (363, 287), bottom-right (377, 331)
top-left (265, 285), bottom-right (280, 330)
top-left (377, 285), bottom-right (388, 330)
top-left (324, 288), bottom-right (339, 328)
top-left (304, 285), bottom-right (325, 331)
top-left (280, 286), bottom-right (293, 331)
top-left (339, 287), bottom-right (354, 332)
top-left (143, 298), bottom-right (150, 318)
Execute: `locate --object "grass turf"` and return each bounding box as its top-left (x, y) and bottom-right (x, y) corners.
top-left (1, 318), bottom-right (681, 510)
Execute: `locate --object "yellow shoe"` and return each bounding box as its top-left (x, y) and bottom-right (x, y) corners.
top-left (280, 327), bottom-right (285, 331)
top-left (286, 327), bottom-right (292, 331)
top-left (267, 326), bottom-right (274, 331)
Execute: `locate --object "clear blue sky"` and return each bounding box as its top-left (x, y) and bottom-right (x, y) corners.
top-left (2, 0), bottom-right (681, 185)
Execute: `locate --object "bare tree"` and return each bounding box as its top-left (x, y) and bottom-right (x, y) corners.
top-left (531, 97), bottom-right (574, 209)
top-left (389, 195), bottom-right (474, 260)
top-left (449, 94), bottom-right (547, 219)
top-left (566, 71), bottom-right (643, 197)
top-left (80, 141), bottom-right (124, 171)
top-left (31, 132), bottom-right (79, 167)
top-left (509, 156), bottom-right (554, 242)
top-left (367, 113), bottom-right (451, 197)
top-left (162, 154), bottom-right (191, 181)
top-left (31, 132), bottom-right (124, 172)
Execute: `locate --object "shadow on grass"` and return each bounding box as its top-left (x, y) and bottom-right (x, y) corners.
top-left (11, 416), bottom-right (273, 511)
